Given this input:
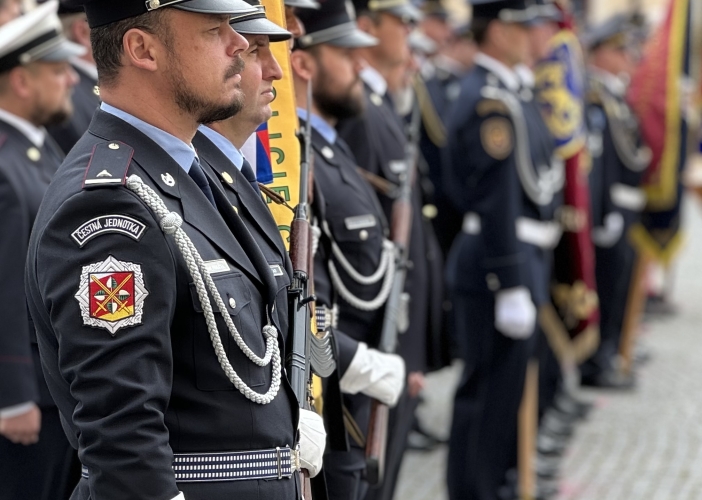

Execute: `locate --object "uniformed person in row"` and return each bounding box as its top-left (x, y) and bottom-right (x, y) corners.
top-left (443, 1), bottom-right (564, 498)
top-left (292, 1), bottom-right (407, 498)
top-left (580, 14), bottom-right (650, 389)
top-left (24, 0), bottom-right (327, 498)
top-left (0, 2), bottom-right (83, 498)
top-left (335, 0), bottom-right (449, 497)
top-left (46, 0), bottom-right (100, 154)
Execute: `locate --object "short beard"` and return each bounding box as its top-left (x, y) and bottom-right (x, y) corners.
top-left (313, 65), bottom-right (364, 121)
top-left (30, 104), bottom-right (72, 128)
top-left (169, 56), bottom-right (246, 124)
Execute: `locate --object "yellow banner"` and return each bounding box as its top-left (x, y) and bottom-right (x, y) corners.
top-left (261, 0), bottom-right (301, 249)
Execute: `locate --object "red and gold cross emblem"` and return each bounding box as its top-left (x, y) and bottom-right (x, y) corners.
top-left (89, 272), bottom-right (135, 322)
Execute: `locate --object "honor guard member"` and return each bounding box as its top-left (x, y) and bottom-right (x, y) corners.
top-left (292, 2), bottom-right (406, 499)
top-left (24, 0), bottom-right (327, 498)
top-left (0, 0), bottom-right (20, 26)
top-left (191, 0), bottom-right (328, 483)
top-left (47, 1), bottom-right (101, 154)
top-left (443, 1), bottom-right (563, 498)
top-left (0, 4), bottom-right (83, 499)
top-left (335, 0), bottom-right (448, 497)
top-left (581, 15), bottom-right (650, 389)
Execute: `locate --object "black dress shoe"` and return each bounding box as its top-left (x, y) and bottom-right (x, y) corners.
top-left (537, 432), bottom-right (568, 457)
top-left (554, 392), bottom-right (593, 420)
top-left (581, 368), bottom-right (636, 390)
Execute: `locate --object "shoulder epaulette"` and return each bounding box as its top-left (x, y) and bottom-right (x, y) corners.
top-left (82, 141), bottom-right (134, 190)
top-left (476, 98), bottom-right (510, 117)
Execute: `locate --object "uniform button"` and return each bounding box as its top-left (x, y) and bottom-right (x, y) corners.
top-left (486, 273), bottom-right (500, 292)
top-left (108, 143), bottom-right (120, 150)
top-left (229, 297), bottom-right (237, 309)
top-left (359, 230), bottom-right (369, 241)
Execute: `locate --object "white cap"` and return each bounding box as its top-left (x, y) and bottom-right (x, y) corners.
top-left (0, 0), bottom-right (86, 74)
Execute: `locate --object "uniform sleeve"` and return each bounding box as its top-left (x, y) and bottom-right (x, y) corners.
top-left (0, 170), bottom-right (40, 409)
top-left (32, 186), bottom-right (181, 500)
top-left (443, 109), bottom-right (525, 291)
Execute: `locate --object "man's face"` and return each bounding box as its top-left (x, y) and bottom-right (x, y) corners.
top-left (496, 21), bottom-right (530, 66)
top-left (312, 44), bottom-right (365, 121)
top-left (592, 45), bottom-right (636, 79)
top-left (364, 12), bottom-right (412, 70)
top-left (285, 6), bottom-right (305, 39)
top-left (235, 33), bottom-right (283, 132)
top-left (25, 61), bottom-right (79, 127)
top-left (528, 21), bottom-right (559, 66)
top-left (0, 0), bottom-right (20, 27)
top-left (160, 11), bottom-right (250, 124)
top-left (420, 16), bottom-right (452, 50)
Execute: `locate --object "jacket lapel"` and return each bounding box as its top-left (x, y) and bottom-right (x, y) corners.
top-left (87, 110), bottom-right (263, 286)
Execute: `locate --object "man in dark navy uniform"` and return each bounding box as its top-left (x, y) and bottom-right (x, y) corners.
top-left (581, 15), bottom-right (650, 389)
top-left (292, 3), bottom-right (406, 499)
top-left (46, 1), bottom-right (101, 154)
top-left (443, 1), bottom-right (563, 498)
top-left (0, 3), bottom-right (83, 498)
top-left (24, 0), bottom-right (327, 499)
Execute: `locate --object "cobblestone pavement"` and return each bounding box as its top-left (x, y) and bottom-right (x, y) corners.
top-left (395, 199), bottom-right (702, 500)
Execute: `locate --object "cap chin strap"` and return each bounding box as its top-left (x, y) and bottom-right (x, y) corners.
top-left (126, 174), bottom-right (282, 405)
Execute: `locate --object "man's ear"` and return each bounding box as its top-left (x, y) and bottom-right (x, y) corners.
top-left (73, 17), bottom-right (91, 50)
top-left (290, 49), bottom-right (315, 81)
top-left (8, 66), bottom-right (34, 100)
top-left (122, 28), bottom-right (162, 73)
top-left (356, 14), bottom-right (375, 35)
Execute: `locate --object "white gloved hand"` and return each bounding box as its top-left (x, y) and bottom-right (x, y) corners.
top-left (298, 408), bottom-right (326, 478)
top-left (339, 342), bottom-right (405, 407)
top-left (494, 286), bottom-right (536, 339)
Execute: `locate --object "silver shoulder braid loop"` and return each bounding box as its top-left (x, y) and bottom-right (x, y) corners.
top-left (322, 221), bottom-right (395, 311)
top-left (126, 174), bottom-right (281, 405)
top-left (481, 84), bottom-right (565, 206)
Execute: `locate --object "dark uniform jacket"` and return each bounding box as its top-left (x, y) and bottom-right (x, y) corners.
top-left (0, 117), bottom-right (64, 412)
top-left (443, 60), bottom-right (561, 305)
top-left (586, 70), bottom-right (649, 236)
top-left (47, 62), bottom-right (100, 155)
top-left (337, 81), bottom-right (444, 373)
top-left (25, 110), bottom-right (299, 500)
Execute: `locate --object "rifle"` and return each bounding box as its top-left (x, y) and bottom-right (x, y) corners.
top-left (287, 80), bottom-right (316, 500)
top-left (364, 97), bottom-right (422, 486)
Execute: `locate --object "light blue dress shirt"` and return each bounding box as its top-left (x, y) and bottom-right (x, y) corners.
top-left (198, 125), bottom-right (244, 171)
top-left (100, 102), bottom-right (197, 173)
top-left (297, 108), bottom-right (337, 145)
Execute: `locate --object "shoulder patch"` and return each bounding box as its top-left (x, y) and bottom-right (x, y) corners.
top-left (480, 117), bottom-right (514, 160)
top-left (82, 141), bottom-right (134, 189)
top-left (71, 215), bottom-right (147, 247)
top-left (476, 99), bottom-right (510, 117)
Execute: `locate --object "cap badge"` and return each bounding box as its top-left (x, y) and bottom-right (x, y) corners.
top-left (161, 173), bottom-right (176, 187)
top-left (27, 147), bottom-right (41, 162)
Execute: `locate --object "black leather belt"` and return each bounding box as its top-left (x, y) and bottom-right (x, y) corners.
top-left (81, 446), bottom-right (297, 483)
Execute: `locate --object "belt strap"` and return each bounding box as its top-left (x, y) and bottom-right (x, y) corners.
top-left (81, 446), bottom-right (298, 483)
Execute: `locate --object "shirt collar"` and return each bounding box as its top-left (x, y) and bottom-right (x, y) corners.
top-left (71, 57), bottom-right (98, 82)
top-left (198, 125), bottom-right (244, 170)
top-left (514, 63), bottom-right (535, 89)
top-left (100, 102), bottom-right (196, 173)
top-left (297, 107), bottom-right (337, 145)
top-left (589, 67), bottom-right (628, 97)
top-left (360, 65), bottom-right (388, 97)
top-left (0, 108), bottom-right (45, 147)
top-left (474, 52), bottom-right (521, 92)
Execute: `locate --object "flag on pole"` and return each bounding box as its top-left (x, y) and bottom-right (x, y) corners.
top-left (627, 0), bottom-right (697, 265)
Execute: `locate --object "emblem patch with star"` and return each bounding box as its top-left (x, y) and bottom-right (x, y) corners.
top-left (480, 117), bottom-right (514, 160)
top-left (74, 255), bottom-right (149, 335)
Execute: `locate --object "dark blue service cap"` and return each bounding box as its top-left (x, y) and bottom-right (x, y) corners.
top-left (64, 0), bottom-right (257, 28)
top-left (419, 0), bottom-right (449, 19)
top-left (353, 0), bottom-right (422, 24)
top-left (470, 0), bottom-right (541, 25)
top-left (582, 13), bottom-right (631, 50)
top-left (230, 0), bottom-right (292, 41)
top-left (296, 0), bottom-right (377, 48)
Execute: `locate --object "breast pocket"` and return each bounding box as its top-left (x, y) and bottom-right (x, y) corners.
top-left (329, 214), bottom-right (383, 273)
top-left (190, 271), bottom-right (267, 391)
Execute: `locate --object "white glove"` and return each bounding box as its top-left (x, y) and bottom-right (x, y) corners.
top-left (339, 342), bottom-right (405, 407)
top-left (170, 493), bottom-right (185, 500)
top-left (298, 408), bottom-right (326, 478)
top-left (592, 212), bottom-right (624, 248)
top-left (494, 286), bottom-right (536, 339)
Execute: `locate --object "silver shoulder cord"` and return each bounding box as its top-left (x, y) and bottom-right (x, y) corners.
top-left (481, 83), bottom-right (565, 206)
top-left (597, 86), bottom-right (652, 173)
top-left (319, 219), bottom-right (396, 312)
top-left (126, 174), bottom-right (281, 405)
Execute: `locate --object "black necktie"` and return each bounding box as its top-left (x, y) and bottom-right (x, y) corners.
top-left (241, 157), bottom-right (261, 195)
top-left (188, 157), bottom-right (217, 207)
